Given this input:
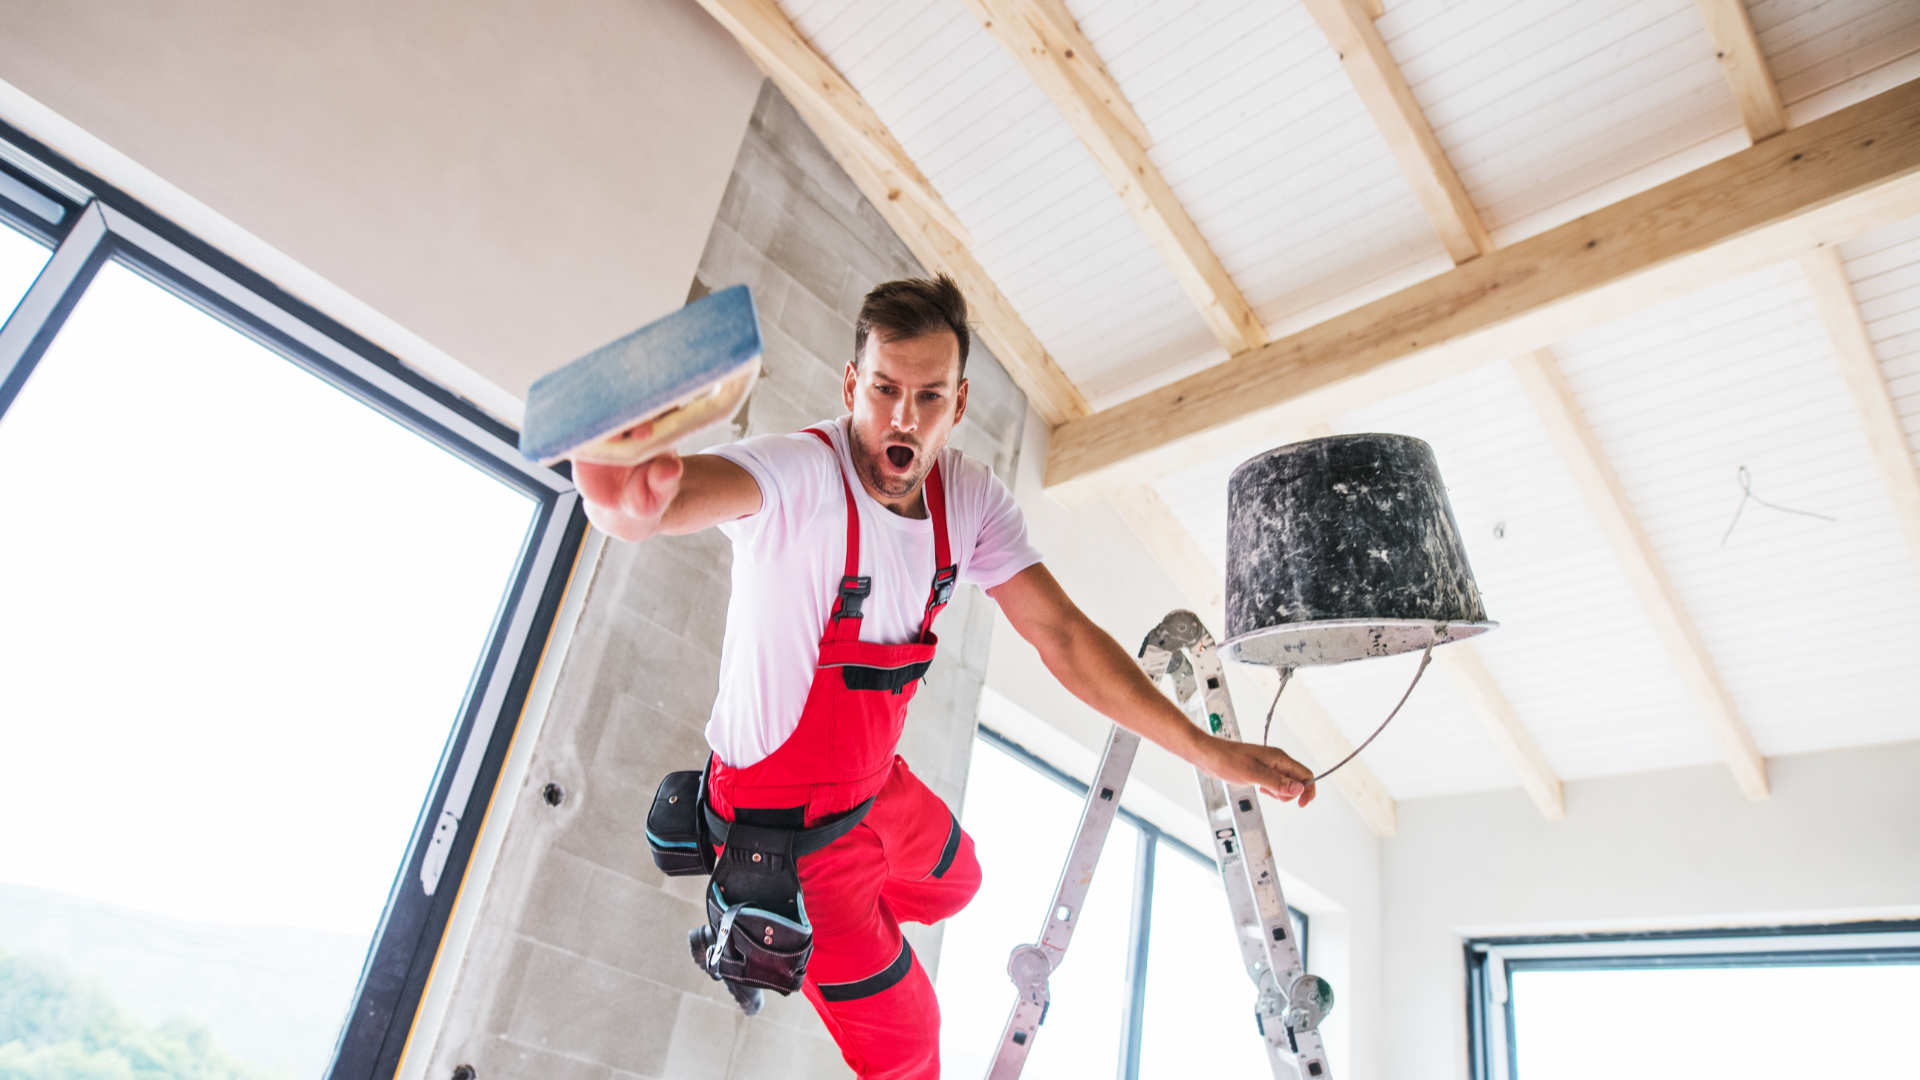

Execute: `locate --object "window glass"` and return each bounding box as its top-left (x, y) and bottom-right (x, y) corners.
top-left (1136, 842), bottom-right (1275, 1078)
top-left (0, 219), bottom-right (51, 324)
top-left (936, 738), bottom-right (1139, 1079)
top-left (1510, 963), bottom-right (1920, 1078)
top-left (0, 260), bottom-right (538, 1077)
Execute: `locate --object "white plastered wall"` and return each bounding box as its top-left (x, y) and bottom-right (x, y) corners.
top-left (986, 405), bottom-right (1388, 1078)
top-left (0, 0), bottom-right (762, 421)
top-left (1379, 740), bottom-right (1920, 1080)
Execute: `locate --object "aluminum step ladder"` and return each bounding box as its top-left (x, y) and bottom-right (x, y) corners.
top-left (984, 610), bottom-right (1334, 1080)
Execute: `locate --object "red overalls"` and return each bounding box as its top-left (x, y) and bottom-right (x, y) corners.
top-left (706, 428), bottom-right (983, 1080)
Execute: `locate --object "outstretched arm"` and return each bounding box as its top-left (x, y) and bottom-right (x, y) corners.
top-left (987, 563), bottom-right (1316, 806)
top-left (574, 449), bottom-right (762, 542)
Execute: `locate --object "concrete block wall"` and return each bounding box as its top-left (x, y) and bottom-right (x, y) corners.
top-left (421, 81), bottom-right (1028, 1080)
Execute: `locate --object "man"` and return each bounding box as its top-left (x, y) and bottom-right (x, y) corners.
top-left (576, 275), bottom-right (1315, 1079)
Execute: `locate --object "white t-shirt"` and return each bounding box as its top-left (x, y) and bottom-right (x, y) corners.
top-left (705, 417), bottom-right (1042, 767)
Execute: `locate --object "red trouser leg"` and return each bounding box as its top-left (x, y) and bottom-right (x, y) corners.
top-left (797, 758), bottom-right (984, 1080)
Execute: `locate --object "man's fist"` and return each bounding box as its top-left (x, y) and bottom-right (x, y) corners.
top-left (1199, 738), bottom-right (1318, 807)
top-left (575, 445), bottom-right (684, 542)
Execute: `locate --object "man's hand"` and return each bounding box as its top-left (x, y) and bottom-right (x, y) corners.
top-left (575, 450), bottom-right (685, 542)
top-left (570, 429), bottom-right (762, 543)
top-left (1194, 738), bottom-right (1317, 806)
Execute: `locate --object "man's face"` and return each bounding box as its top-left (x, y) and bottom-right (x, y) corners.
top-left (842, 330), bottom-right (969, 509)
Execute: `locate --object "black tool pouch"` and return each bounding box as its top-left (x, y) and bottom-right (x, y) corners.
top-left (692, 821), bottom-right (813, 995)
top-left (645, 771), bottom-right (712, 876)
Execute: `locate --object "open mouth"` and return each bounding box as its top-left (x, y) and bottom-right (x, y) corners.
top-left (885, 445), bottom-right (916, 470)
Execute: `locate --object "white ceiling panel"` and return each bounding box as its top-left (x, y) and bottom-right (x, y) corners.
top-left (1752, 0), bottom-right (1920, 119)
top-left (782, 0), bottom-right (1212, 391)
top-left (1553, 261), bottom-right (1920, 759)
top-left (1069, 0), bottom-right (1448, 387)
top-left (1839, 213), bottom-right (1920, 458)
top-left (1379, 0), bottom-right (1746, 244)
top-left (779, 0), bottom-right (1920, 801)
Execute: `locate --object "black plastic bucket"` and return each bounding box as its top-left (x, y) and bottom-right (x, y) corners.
top-left (1221, 434), bottom-right (1495, 667)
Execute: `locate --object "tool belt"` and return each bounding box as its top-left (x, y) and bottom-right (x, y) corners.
top-left (645, 765), bottom-right (872, 995)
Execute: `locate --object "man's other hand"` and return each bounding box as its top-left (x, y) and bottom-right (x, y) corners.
top-left (1197, 738), bottom-right (1318, 806)
top-left (575, 451), bottom-right (684, 542)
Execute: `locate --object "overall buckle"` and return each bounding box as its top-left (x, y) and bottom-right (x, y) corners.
top-left (836, 575), bottom-right (872, 619)
top-left (930, 565), bottom-right (958, 608)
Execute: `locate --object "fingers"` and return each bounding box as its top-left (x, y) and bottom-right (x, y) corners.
top-left (611, 452), bottom-right (682, 520)
top-left (572, 451), bottom-right (682, 544)
top-left (571, 460), bottom-right (631, 509)
top-left (646, 452), bottom-right (684, 499)
top-left (1237, 744), bottom-right (1316, 808)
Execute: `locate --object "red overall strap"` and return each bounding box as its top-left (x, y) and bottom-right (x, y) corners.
top-left (916, 461), bottom-right (955, 644)
top-left (803, 428), bottom-right (865, 644)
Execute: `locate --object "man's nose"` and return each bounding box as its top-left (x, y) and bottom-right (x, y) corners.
top-left (891, 397), bottom-right (917, 431)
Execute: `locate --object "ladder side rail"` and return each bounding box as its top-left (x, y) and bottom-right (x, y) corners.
top-left (985, 724), bottom-right (1142, 1079)
top-left (1188, 637), bottom-right (1332, 1080)
top-left (1192, 766), bottom-right (1300, 1078)
top-left (1192, 644), bottom-right (1308, 984)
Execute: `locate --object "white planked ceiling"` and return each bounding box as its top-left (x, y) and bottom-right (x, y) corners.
top-left (784, 0), bottom-right (1211, 396)
top-left (1553, 260), bottom-right (1920, 759)
top-left (1755, 0), bottom-right (1920, 120)
top-left (1069, 0), bottom-right (1451, 404)
top-left (769, 0), bottom-right (1920, 801)
top-left (1380, 0), bottom-right (1745, 244)
top-left (1155, 241), bottom-right (1920, 801)
top-left (1842, 214), bottom-right (1920, 457)
top-left (782, 0), bottom-right (1918, 410)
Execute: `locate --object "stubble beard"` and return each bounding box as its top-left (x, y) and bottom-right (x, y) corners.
top-left (850, 424), bottom-right (933, 503)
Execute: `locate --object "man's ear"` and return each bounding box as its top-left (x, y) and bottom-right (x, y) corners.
top-left (953, 377), bottom-right (969, 427)
top-left (843, 361), bottom-right (858, 411)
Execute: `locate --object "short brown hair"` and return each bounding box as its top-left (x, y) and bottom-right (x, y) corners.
top-left (854, 274), bottom-right (970, 376)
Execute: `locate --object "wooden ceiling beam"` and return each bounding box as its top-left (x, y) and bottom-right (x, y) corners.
top-left (1695, 0), bottom-right (1789, 142)
top-left (961, 0), bottom-right (1270, 355)
top-left (1433, 642), bottom-right (1565, 820)
top-left (1105, 486), bottom-right (1397, 837)
top-left (1044, 79), bottom-right (1920, 505)
top-left (1300, 0), bottom-right (1494, 263)
top-left (692, 0), bottom-right (1092, 426)
top-left (1017, 0), bottom-right (1155, 150)
top-left (1509, 349), bottom-right (1768, 800)
top-left (1800, 246), bottom-right (1920, 568)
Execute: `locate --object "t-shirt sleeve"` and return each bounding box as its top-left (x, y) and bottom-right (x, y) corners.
top-left (708, 430), bottom-right (830, 545)
top-left (960, 463), bottom-right (1044, 590)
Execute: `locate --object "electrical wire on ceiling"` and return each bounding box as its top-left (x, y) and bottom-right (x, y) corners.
top-left (1721, 465), bottom-right (1837, 546)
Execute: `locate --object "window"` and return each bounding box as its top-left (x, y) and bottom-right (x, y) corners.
top-left (1466, 924), bottom-right (1920, 1080)
top-left (937, 727), bottom-right (1308, 1080)
top-left (0, 220), bottom-right (50, 320)
top-left (0, 128), bottom-right (586, 1079)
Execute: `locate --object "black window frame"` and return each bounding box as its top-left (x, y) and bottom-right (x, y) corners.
top-left (0, 118), bottom-right (589, 1080)
top-left (1464, 920), bottom-right (1920, 1080)
top-left (974, 724), bottom-right (1310, 1080)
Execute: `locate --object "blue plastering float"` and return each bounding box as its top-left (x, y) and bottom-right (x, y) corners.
top-left (519, 284), bottom-right (763, 466)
